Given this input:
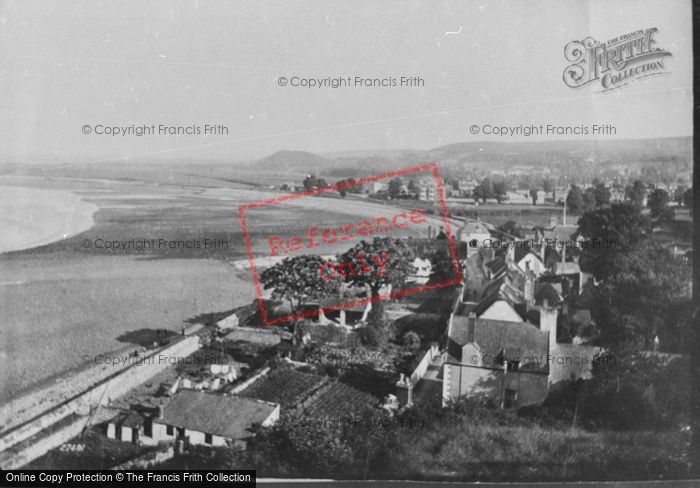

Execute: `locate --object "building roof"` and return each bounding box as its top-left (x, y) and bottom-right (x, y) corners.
top-left (156, 390), bottom-right (278, 439)
top-left (481, 268), bottom-right (526, 304)
top-left (485, 255), bottom-right (507, 276)
top-left (552, 261), bottom-right (581, 276)
top-left (543, 225), bottom-right (578, 243)
top-left (514, 247), bottom-right (542, 264)
top-left (449, 315), bottom-right (548, 372)
top-left (462, 220), bottom-right (491, 236)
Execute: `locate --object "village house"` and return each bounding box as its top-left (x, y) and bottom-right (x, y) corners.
top-left (442, 304), bottom-right (552, 408)
top-left (107, 390), bottom-right (279, 448)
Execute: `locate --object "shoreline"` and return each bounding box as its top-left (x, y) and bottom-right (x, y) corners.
top-left (0, 185), bottom-right (99, 255)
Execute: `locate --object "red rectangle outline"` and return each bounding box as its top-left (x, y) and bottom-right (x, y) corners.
top-left (238, 163), bottom-right (462, 326)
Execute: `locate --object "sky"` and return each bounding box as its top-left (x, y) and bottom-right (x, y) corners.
top-left (0, 0), bottom-right (693, 164)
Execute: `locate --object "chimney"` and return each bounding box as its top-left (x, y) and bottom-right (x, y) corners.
top-left (539, 241), bottom-right (546, 263)
top-left (561, 242), bottom-right (566, 264)
top-left (540, 300), bottom-right (558, 353)
top-left (524, 271), bottom-right (534, 310)
top-left (467, 312), bottom-right (477, 343)
top-left (506, 241), bottom-right (515, 263)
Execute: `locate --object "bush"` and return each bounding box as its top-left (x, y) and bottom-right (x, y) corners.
top-left (402, 331), bottom-right (421, 350)
top-left (358, 326), bottom-right (392, 347)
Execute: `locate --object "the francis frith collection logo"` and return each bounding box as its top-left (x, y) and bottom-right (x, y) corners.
top-left (563, 28), bottom-right (671, 92)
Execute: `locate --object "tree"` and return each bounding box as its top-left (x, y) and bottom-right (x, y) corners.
top-left (492, 180), bottom-right (507, 203)
top-left (472, 178), bottom-right (494, 203)
top-left (429, 245), bottom-right (459, 282)
top-left (624, 180), bottom-right (646, 208)
top-left (388, 178), bottom-right (403, 199)
top-left (647, 188), bottom-right (670, 219)
top-left (566, 185), bottom-right (585, 214)
top-left (303, 174), bottom-right (319, 190)
top-left (682, 187), bottom-right (692, 207)
top-left (543, 179), bottom-right (554, 194)
top-left (337, 178), bottom-right (361, 195)
top-left (673, 185), bottom-right (686, 205)
top-left (402, 331), bottom-right (421, 350)
top-left (260, 255), bottom-right (339, 315)
top-left (582, 187), bottom-right (597, 213)
top-left (593, 181), bottom-right (611, 208)
top-left (529, 188), bottom-right (538, 205)
top-left (338, 237), bottom-right (415, 327)
top-left (577, 202), bottom-right (652, 282)
top-left (498, 220), bottom-right (525, 238)
top-left (407, 179), bottom-right (418, 192)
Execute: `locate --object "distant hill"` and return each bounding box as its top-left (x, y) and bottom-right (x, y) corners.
top-left (248, 137), bottom-right (692, 177)
top-left (253, 150), bottom-right (335, 173)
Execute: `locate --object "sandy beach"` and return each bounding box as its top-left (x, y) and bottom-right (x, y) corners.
top-left (0, 185), bottom-right (98, 255)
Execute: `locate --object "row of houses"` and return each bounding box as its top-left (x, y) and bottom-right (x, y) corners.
top-left (394, 215), bottom-right (599, 409)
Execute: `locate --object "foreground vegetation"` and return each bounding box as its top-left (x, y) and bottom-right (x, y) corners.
top-left (155, 397), bottom-right (691, 481)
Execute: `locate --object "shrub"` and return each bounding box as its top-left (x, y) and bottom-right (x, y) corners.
top-left (402, 331), bottom-right (421, 350)
top-left (358, 326), bottom-right (392, 347)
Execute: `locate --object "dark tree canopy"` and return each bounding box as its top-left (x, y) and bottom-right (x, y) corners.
top-left (388, 178), bottom-right (404, 199)
top-left (260, 255), bottom-right (340, 314)
top-left (577, 202), bottom-right (652, 281)
top-left (625, 180), bottom-right (646, 208)
top-left (338, 237), bottom-right (415, 326)
top-left (529, 188), bottom-right (538, 205)
top-left (566, 185), bottom-right (584, 214)
top-left (647, 188), bottom-right (670, 219)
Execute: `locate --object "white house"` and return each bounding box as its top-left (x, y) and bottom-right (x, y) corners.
top-left (409, 257), bottom-right (432, 284)
top-left (107, 390), bottom-right (279, 448)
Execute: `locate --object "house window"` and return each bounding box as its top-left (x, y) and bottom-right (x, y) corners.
top-left (166, 425), bottom-right (174, 436)
top-left (144, 420), bottom-right (152, 437)
top-left (204, 433), bottom-right (213, 445)
top-left (503, 389), bottom-right (518, 409)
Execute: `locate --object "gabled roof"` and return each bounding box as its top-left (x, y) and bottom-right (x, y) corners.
top-left (448, 315), bottom-right (548, 372)
top-left (481, 269), bottom-right (526, 304)
top-left (157, 390), bottom-right (278, 439)
top-left (514, 247), bottom-right (542, 264)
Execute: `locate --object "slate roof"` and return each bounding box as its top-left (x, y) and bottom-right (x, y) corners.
top-left (156, 390), bottom-right (278, 439)
top-left (449, 315), bottom-right (548, 372)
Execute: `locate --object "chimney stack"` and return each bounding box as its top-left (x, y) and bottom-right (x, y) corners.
top-left (467, 312), bottom-right (477, 343)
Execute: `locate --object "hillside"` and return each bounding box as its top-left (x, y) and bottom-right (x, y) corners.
top-left (248, 137), bottom-right (693, 177)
